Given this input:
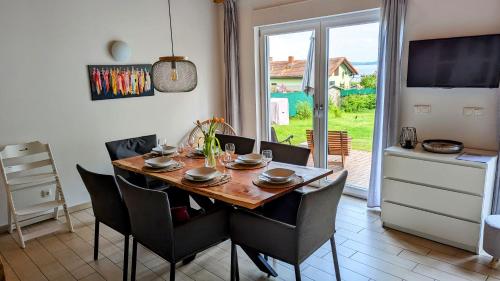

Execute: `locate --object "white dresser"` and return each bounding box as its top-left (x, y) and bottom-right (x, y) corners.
top-left (381, 145), bottom-right (497, 253)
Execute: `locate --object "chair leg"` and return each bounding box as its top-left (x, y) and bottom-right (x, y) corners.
top-left (294, 264), bottom-right (301, 281)
top-left (330, 236), bottom-right (341, 281)
top-left (131, 238), bottom-right (137, 281)
top-left (123, 235), bottom-right (129, 281)
top-left (94, 221), bottom-right (99, 260)
top-left (231, 242), bottom-right (239, 281)
top-left (170, 262), bottom-right (175, 281)
top-left (7, 211), bottom-right (13, 234)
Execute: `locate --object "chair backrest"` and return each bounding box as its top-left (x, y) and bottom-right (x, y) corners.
top-left (76, 165), bottom-right (130, 234)
top-left (305, 130), bottom-right (314, 153)
top-left (105, 134), bottom-right (157, 161)
top-left (260, 141), bottom-right (311, 166)
top-left (305, 130), bottom-right (351, 156)
top-left (270, 127), bottom-right (279, 143)
top-left (188, 120), bottom-right (236, 147)
top-left (215, 134), bottom-right (255, 155)
top-left (116, 176), bottom-right (175, 261)
top-left (327, 131), bottom-right (351, 156)
top-left (295, 171), bottom-right (347, 260)
top-left (105, 135), bottom-right (156, 187)
top-left (0, 141), bottom-right (58, 192)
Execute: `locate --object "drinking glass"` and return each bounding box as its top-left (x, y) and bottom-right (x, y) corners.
top-left (225, 143), bottom-right (236, 160)
top-left (261, 149), bottom-right (273, 170)
top-left (157, 138), bottom-right (167, 156)
top-left (219, 152), bottom-right (232, 175)
top-left (177, 143), bottom-right (185, 154)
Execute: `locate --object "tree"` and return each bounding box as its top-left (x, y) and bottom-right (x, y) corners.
top-left (360, 74), bottom-right (377, 89)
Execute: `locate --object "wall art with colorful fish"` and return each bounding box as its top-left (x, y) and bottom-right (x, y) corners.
top-left (87, 64), bottom-right (154, 100)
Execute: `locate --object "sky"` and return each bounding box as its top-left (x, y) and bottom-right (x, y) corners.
top-left (268, 22), bottom-right (379, 63)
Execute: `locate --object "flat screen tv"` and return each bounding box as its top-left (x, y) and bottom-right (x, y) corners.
top-left (407, 34), bottom-right (500, 88)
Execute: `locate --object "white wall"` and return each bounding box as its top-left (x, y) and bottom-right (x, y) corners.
top-left (238, 0), bottom-right (381, 138)
top-left (0, 0), bottom-right (223, 226)
top-left (400, 0), bottom-right (500, 150)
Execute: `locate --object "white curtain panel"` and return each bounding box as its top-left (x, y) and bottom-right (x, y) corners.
top-left (492, 89), bottom-right (500, 214)
top-left (223, 0), bottom-right (241, 134)
top-left (367, 0), bottom-right (407, 208)
top-left (302, 35), bottom-right (315, 95)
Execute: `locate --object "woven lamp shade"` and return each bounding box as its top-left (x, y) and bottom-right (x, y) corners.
top-left (152, 57), bottom-right (197, 92)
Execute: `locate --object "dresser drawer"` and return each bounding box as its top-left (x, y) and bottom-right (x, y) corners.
top-left (382, 179), bottom-right (483, 222)
top-left (384, 155), bottom-right (486, 196)
top-left (381, 202), bottom-right (480, 251)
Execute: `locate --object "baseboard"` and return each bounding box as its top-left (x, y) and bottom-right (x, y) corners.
top-left (0, 202), bottom-right (92, 233)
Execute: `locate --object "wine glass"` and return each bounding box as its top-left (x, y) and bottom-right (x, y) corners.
top-left (225, 143), bottom-right (236, 161)
top-left (157, 138), bottom-right (167, 156)
top-left (261, 149), bottom-right (273, 170)
top-left (219, 151), bottom-right (232, 175)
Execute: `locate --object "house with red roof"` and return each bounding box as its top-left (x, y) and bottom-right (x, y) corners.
top-left (269, 56), bottom-right (359, 93)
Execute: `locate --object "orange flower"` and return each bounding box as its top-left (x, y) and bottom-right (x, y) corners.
top-left (214, 117), bottom-right (220, 123)
top-left (220, 118), bottom-right (225, 123)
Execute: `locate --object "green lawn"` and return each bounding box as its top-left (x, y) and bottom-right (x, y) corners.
top-left (273, 110), bottom-right (375, 151)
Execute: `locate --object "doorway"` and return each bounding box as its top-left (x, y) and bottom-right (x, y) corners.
top-left (258, 9), bottom-right (380, 197)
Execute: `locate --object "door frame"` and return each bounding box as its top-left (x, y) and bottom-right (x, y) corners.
top-left (258, 19), bottom-right (323, 166)
top-left (256, 9), bottom-right (380, 196)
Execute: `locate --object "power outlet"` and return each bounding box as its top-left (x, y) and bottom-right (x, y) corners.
top-left (40, 190), bottom-right (51, 198)
top-left (414, 104), bottom-right (431, 114)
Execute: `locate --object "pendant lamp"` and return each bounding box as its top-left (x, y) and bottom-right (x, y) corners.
top-left (152, 0), bottom-right (197, 92)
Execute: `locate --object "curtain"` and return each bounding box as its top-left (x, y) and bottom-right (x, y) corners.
top-left (223, 0), bottom-right (241, 134)
top-left (492, 91), bottom-right (500, 214)
top-left (367, 0), bottom-right (407, 208)
top-left (302, 35), bottom-right (315, 95)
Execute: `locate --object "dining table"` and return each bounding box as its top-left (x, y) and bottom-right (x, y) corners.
top-left (112, 151), bottom-right (333, 277)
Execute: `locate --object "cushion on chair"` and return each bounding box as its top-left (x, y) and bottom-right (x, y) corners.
top-left (230, 209), bottom-right (297, 263)
top-left (173, 206), bottom-right (230, 260)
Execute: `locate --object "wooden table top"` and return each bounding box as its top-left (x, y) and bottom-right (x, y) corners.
top-left (112, 154), bottom-right (333, 209)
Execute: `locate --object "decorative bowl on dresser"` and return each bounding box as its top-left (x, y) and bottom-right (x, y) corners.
top-left (381, 145), bottom-right (497, 253)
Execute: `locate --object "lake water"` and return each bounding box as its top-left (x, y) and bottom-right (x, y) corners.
top-left (352, 63), bottom-right (377, 76)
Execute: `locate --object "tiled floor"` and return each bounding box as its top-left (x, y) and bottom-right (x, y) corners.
top-left (1, 195), bottom-right (500, 281)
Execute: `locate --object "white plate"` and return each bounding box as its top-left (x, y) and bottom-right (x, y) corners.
top-left (145, 156), bottom-right (175, 168)
top-left (237, 153), bottom-right (263, 164)
top-left (235, 158), bottom-right (262, 165)
top-left (262, 168), bottom-right (295, 182)
top-left (258, 175), bottom-right (293, 185)
top-left (185, 167), bottom-right (218, 180)
top-left (184, 171), bottom-right (221, 182)
top-left (152, 146), bottom-right (177, 155)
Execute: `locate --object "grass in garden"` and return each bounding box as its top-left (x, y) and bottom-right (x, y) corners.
top-left (273, 109), bottom-right (375, 151)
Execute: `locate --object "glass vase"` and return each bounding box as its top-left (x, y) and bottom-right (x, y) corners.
top-left (203, 136), bottom-right (218, 168)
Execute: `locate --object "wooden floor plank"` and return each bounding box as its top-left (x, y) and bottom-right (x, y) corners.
top-left (0, 253), bottom-right (20, 281)
top-left (0, 235), bottom-right (48, 281)
top-left (400, 250), bottom-right (488, 281)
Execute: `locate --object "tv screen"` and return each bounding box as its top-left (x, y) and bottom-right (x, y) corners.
top-left (407, 34), bottom-right (500, 88)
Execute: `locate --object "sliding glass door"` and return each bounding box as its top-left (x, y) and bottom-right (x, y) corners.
top-left (259, 9), bottom-right (379, 195)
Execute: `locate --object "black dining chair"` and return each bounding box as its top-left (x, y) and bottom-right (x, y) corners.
top-left (116, 176), bottom-right (230, 281)
top-left (76, 165), bottom-right (131, 281)
top-left (230, 171), bottom-right (347, 281)
top-left (260, 141), bottom-right (311, 166)
top-left (105, 134), bottom-right (162, 189)
top-left (215, 134), bottom-right (255, 155)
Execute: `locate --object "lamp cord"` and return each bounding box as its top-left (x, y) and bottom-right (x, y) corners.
top-left (168, 0), bottom-right (175, 57)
